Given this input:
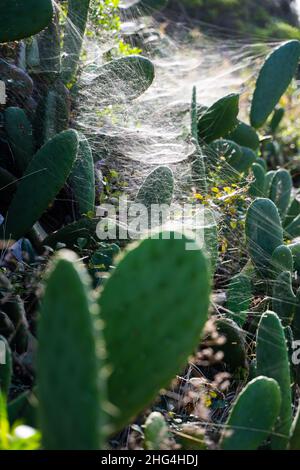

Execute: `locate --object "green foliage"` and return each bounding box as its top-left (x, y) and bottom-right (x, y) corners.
top-left (120, 0), bottom-right (168, 17)
top-left (0, 395), bottom-right (40, 450)
top-left (144, 412), bottom-right (170, 450)
top-left (4, 130), bottom-right (79, 241)
top-left (90, 0), bottom-right (121, 33)
top-left (38, 250), bottom-right (106, 450)
top-left (7, 390), bottom-right (37, 428)
top-left (99, 234), bottom-right (211, 429)
top-left (250, 41), bottom-right (300, 128)
top-left (0, 0), bottom-right (53, 43)
top-left (256, 311), bottom-right (292, 449)
top-left (226, 273), bottom-right (252, 327)
top-left (4, 108), bottom-right (34, 175)
top-left (197, 94), bottom-right (239, 144)
top-left (245, 198), bottom-right (283, 277)
top-left (220, 376), bottom-right (281, 450)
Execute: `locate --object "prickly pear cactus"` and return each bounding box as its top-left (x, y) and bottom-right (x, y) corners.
top-left (43, 217), bottom-right (99, 250)
top-left (4, 107), bottom-right (34, 175)
top-left (269, 169), bottom-right (292, 219)
top-left (197, 94), bottom-right (239, 144)
top-left (135, 166), bottom-right (174, 210)
top-left (99, 233), bottom-right (211, 430)
top-left (227, 121), bottom-right (259, 151)
top-left (251, 40), bottom-right (300, 128)
top-left (203, 208), bottom-right (218, 274)
top-left (87, 56), bottom-right (155, 105)
top-left (4, 130), bottom-right (79, 241)
top-left (38, 250), bottom-right (106, 450)
top-left (270, 107), bottom-right (285, 134)
top-left (35, 9), bottom-right (61, 81)
top-left (272, 271), bottom-right (296, 326)
top-left (248, 163), bottom-right (266, 197)
top-left (285, 213), bottom-right (300, 239)
top-left (69, 135), bottom-right (95, 215)
top-left (256, 311), bottom-right (292, 449)
top-left (226, 273), bottom-right (252, 327)
top-left (191, 86), bottom-right (198, 142)
top-left (191, 142), bottom-right (208, 194)
top-left (144, 412), bottom-right (170, 450)
top-left (245, 198), bottom-right (283, 277)
top-left (230, 146), bottom-right (257, 174)
top-left (0, 335), bottom-right (12, 396)
top-left (62, 0), bottom-right (91, 83)
top-left (220, 376), bottom-right (281, 450)
top-left (271, 245), bottom-right (294, 276)
top-left (264, 170), bottom-right (276, 197)
top-left (284, 197), bottom-right (300, 228)
top-left (0, 0), bottom-right (54, 43)
top-left (42, 82), bottom-right (70, 144)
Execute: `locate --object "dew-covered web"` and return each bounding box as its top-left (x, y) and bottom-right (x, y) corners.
top-left (49, 2), bottom-right (300, 443)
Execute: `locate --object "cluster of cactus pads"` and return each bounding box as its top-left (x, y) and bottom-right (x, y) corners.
top-left (0, 0), bottom-right (155, 247)
top-left (37, 233), bottom-right (211, 449)
top-left (2, 0), bottom-right (300, 452)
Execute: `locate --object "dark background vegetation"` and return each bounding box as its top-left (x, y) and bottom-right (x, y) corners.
top-left (164, 0), bottom-right (300, 39)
